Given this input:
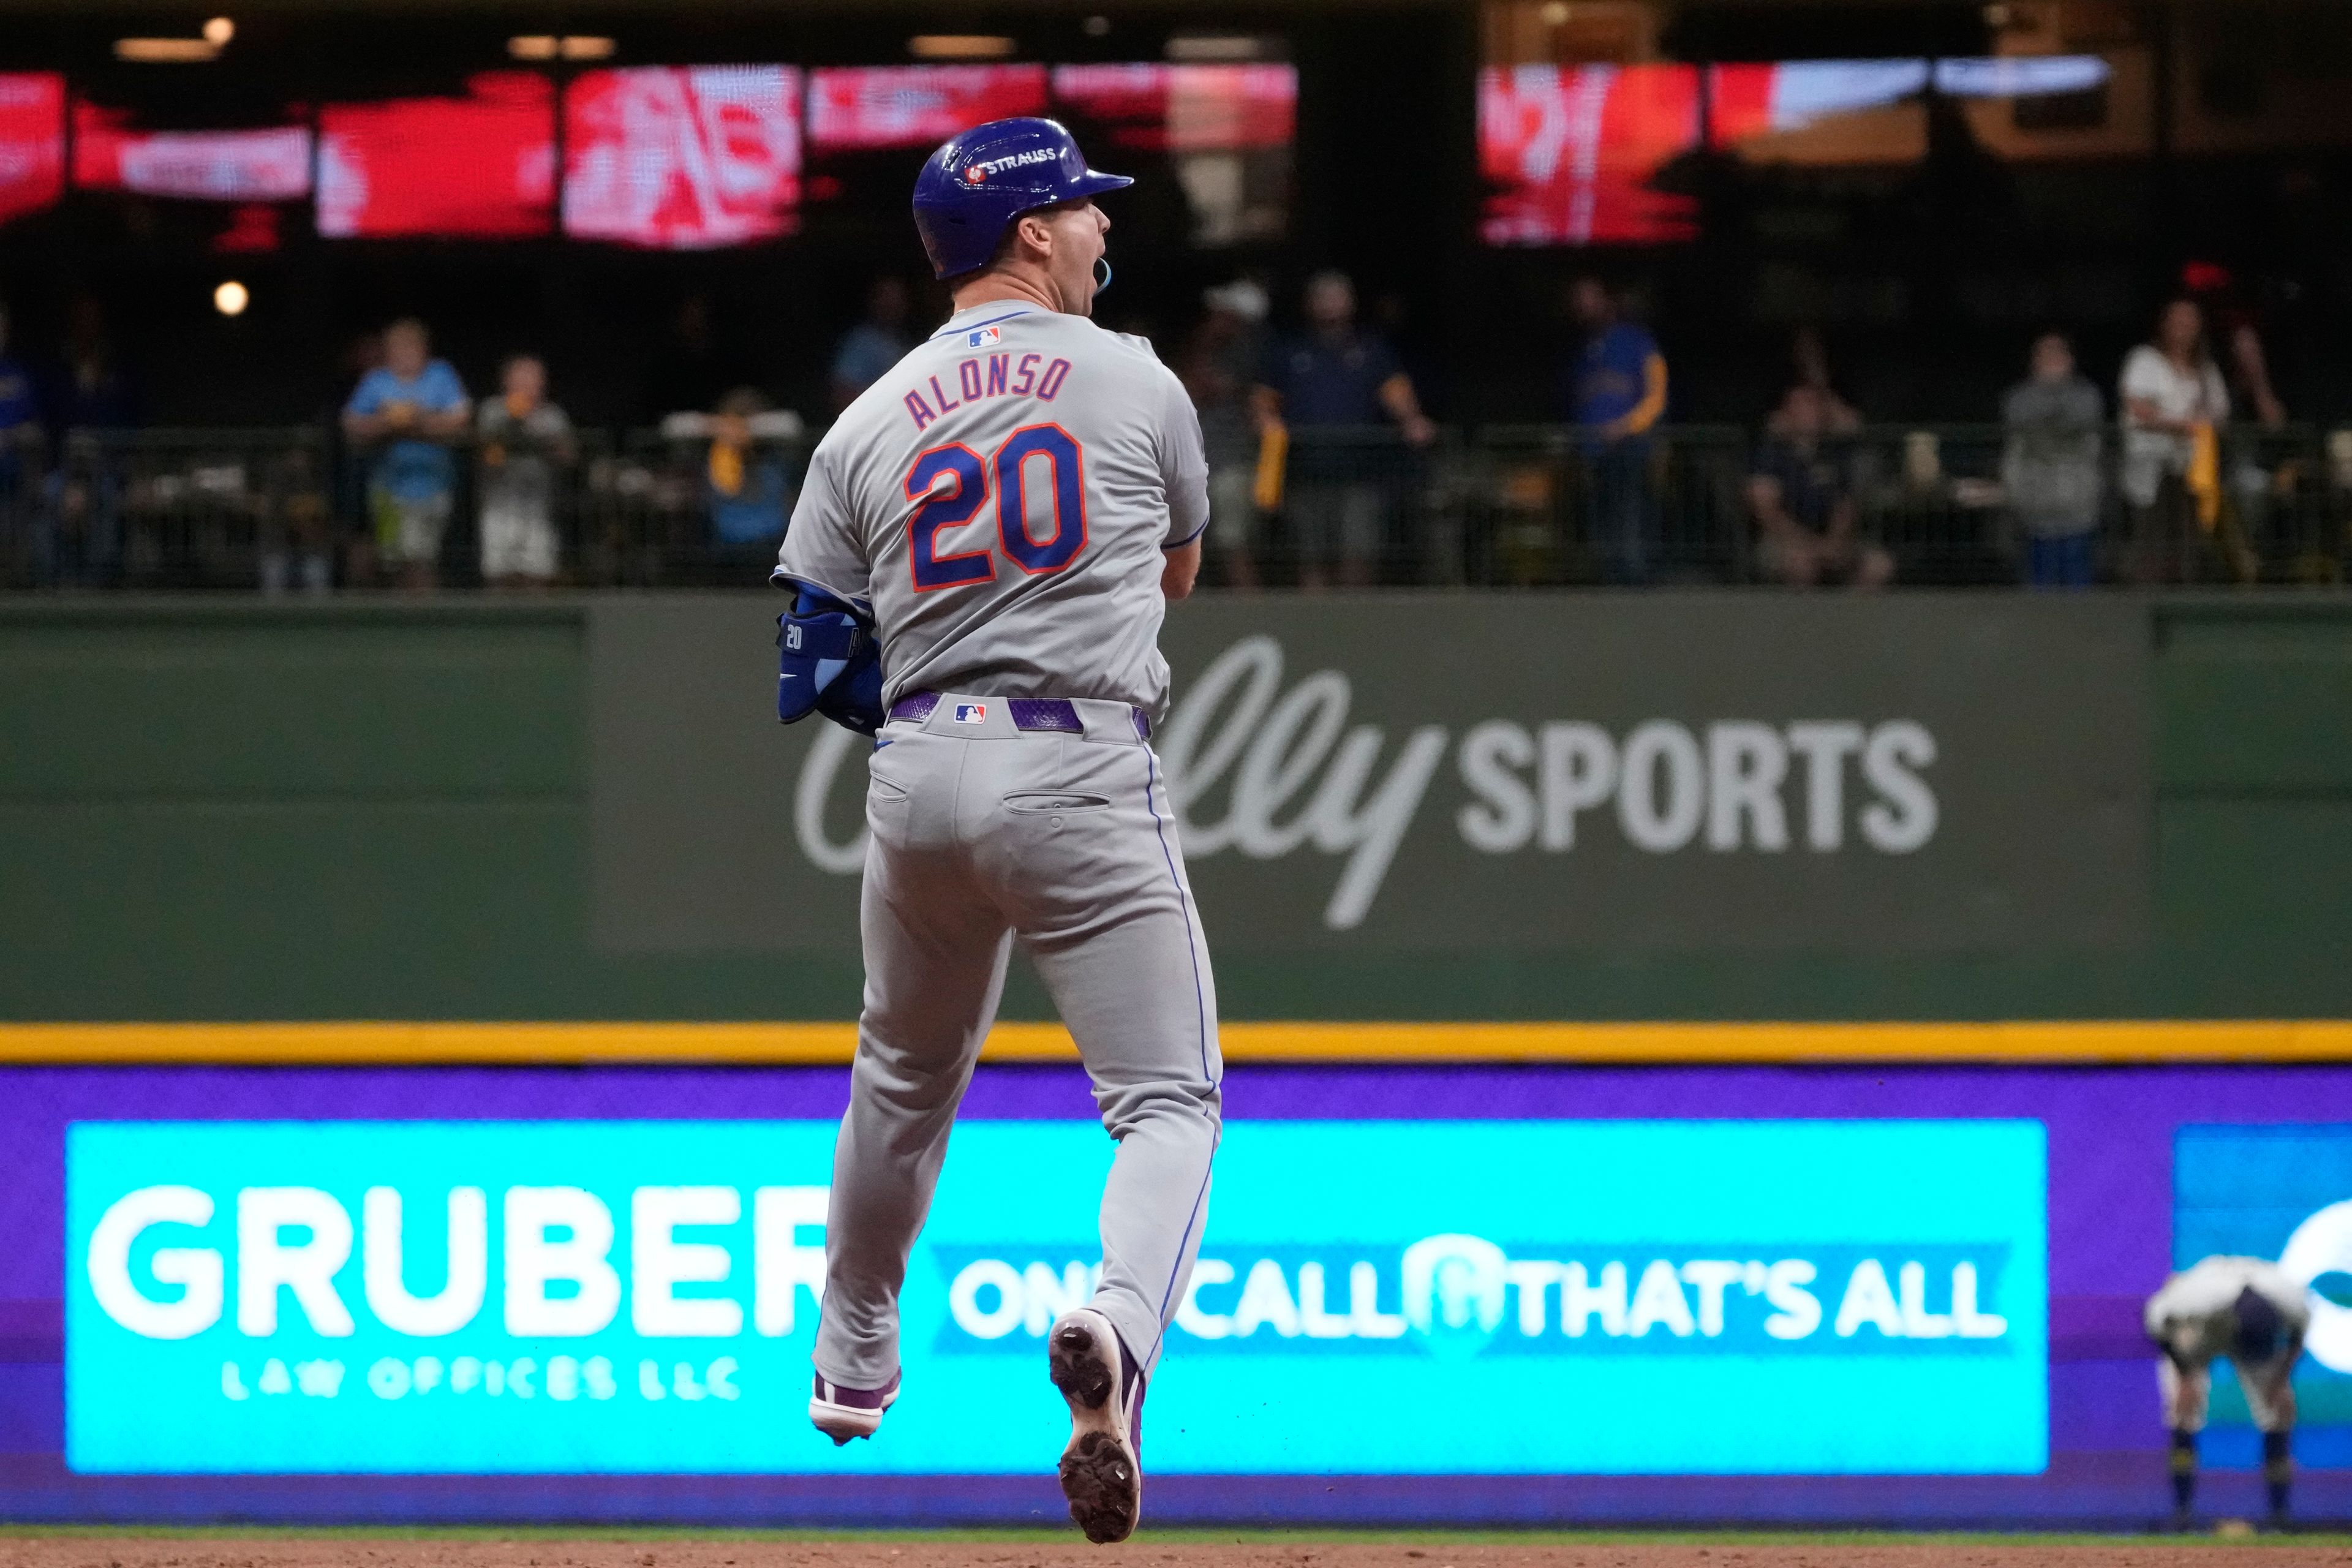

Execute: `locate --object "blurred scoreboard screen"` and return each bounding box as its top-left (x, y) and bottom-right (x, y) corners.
top-left (1479, 64), bottom-right (1702, 246)
top-left (1049, 64), bottom-right (1296, 153)
top-left (0, 73), bottom-right (63, 224)
top-left (317, 71), bottom-right (556, 238)
top-left (72, 105), bottom-right (311, 202)
top-left (1480, 56), bottom-right (2116, 247)
top-left (562, 66), bottom-right (802, 249)
top-left (806, 65), bottom-right (1049, 151)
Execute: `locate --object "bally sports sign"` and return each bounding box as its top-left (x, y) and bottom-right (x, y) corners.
top-left (590, 593), bottom-right (2150, 959)
top-left (791, 635), bottom-right (1943, 930)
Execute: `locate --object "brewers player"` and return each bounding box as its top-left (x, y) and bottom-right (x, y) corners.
top-left (771, 118), bottom-right (1219, 1544)
top-left (2144, 1254), bottom-right (2312, 1528)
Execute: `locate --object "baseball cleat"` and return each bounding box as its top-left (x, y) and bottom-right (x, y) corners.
top-left (1048, 1308), bottom-right (1144, 1544)
top-left (809, 1369), bottom-right (899, 1446)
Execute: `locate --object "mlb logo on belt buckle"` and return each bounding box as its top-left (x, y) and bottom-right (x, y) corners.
top-left (968, 326), bottom-right (1002, 349)
top-left (953, 702), bottom-right (989, 725)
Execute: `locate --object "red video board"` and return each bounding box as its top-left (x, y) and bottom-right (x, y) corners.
top-left (1050, 64), bottom-right (1295, 153)
top-left (806, 65), bottom-right (1048, 151)
top-left (1479, 64), bottom-right (1700, 246)
top-left (317, 72), bottom-right (554, 238)
top-left (72, 104), bottom-right (310, 201)
top-left (564, 66), bottom-right (801, 249)
top-left (0, 74), bottom-right (64, 227)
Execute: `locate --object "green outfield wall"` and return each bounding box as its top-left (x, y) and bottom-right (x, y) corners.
top-left (2, 593), bottom-right (2347, 1023)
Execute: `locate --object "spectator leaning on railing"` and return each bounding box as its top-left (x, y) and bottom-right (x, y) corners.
top-left (1746, 383), bottom-right (1893, 590)
top-left (663, 388), bottom-right (801, 569)
top-left (47, 296), bottom-right (139, 435)
top-left (475, 354), bottom-right (575, 589)
top-left (0, 304), bottom-right (42, 542)
top-left (342, 318), bottom-right (471, 590)
top-left (2119, 298), bottom-right (2229, 585)
top-left (1251, 270), bottom-right (1436, 590)
top-left (1180, 279), bottom-right (1272, 590)
top-left (1561, 276), bottom-right (1667, 584)
top-left (2001, 331), bottom-right (2105, 589)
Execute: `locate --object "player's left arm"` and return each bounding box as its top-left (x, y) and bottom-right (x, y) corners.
top-left (1157, 366), bottom-right (1210, 601)
top-left (1161, 538), bottom-right (1200, 600)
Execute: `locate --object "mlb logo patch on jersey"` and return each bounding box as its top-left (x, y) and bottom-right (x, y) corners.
top-left (954, 702), bottom-right (989, 725)
top-left (967, 326), bottom-right (1003, 349)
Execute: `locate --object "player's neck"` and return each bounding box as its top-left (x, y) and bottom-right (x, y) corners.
top-left (952, 266), bottom-right (1082, 318)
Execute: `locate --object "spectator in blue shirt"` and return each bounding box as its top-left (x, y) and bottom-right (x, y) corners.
top-left (703, 388), bottom-right (793, 562)
top-left (1747, 383), bottom-right (1893, 589)
top-left (0, 303), bottom-right (45, 515)
top-left (342, 318), bottom-right (470, 590)
top-left (47, 296), bottom-right (140, 435)
top-left (1562, 277), bottom-right (1668, 584)
top-left (1253, 270), bottom-right (1436, 590)
top-left (830, 277), bottom-right (912, 413)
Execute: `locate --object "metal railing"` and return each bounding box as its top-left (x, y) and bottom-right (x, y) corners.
top-left (2, 421), bottom-right (2348, 591)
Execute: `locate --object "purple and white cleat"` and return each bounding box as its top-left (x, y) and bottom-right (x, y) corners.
top-left (1047, 1308), bottom-right (1145, 1544)
top-left (809, 1369), bottom-right (899, 1446)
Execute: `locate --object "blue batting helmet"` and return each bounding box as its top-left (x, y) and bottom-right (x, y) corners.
top-left (911, 117), bottom-right (1133, 281)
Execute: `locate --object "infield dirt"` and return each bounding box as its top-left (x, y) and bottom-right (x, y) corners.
top-left (6, 1537), bottom-right (2352, 1568)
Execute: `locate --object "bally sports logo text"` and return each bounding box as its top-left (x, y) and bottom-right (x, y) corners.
top-left (791, 636), bottom-right (1942, 929)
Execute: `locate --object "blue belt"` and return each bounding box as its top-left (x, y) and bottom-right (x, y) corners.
top-left (888, 692), bottom-right (1150, 739)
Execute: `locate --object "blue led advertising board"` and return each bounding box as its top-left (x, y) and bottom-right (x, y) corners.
top-left (2176, 1125), bottom-right (2352, 1429)
top-left (67, 1119), bottom-right (2046, 1475)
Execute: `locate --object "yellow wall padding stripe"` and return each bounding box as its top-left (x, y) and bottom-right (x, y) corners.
top-left (0, 1020), bottom-right (2348, 1065)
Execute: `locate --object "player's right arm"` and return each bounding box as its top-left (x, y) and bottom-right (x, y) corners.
top-left (773, 439), bottom-right (884, 731)
top-left (772, 439), bottom-right (874, 614)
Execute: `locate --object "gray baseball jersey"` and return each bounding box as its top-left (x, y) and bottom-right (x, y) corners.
top-left (791, 299), bottom-right (1223, 1410)
top-left (775, 302), bottom-right (1209, 720)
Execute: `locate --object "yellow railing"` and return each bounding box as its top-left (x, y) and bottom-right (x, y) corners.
top-left (2, 1019), bottom-right (2348, 1065)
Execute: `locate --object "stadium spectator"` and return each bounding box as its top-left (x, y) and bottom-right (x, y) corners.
top-left (1561, 276), bottom-right (1667, 584)
top-left (1180, 279), bottom-right (1272, 589)
top-left (32, 429), bottom-right (119, 588)
top-left (0, 303), bottom-right (43, 532)
top-left (702, 388), bottom-right (793, 562)
top-left (257, 441), bottom-right (333, 596)
top-left (342, 318), bottom-right (470, 591)
top-left (1254, 270), bottom-right (1436, 590)
top-left (475, 355), bottom-right (575, 589)
top-left (2000, 332), bottom-right (2105, 589)
top-left (2223, 320), bottom-right (2290, 578)
top-left (1774, 326), bottom-right (1863, 438)
top-left (46, 296), bottom-right (140, 434)
top-left (2120, 298), bottom-right (2230, 584)
top-left (643, 293), bottom-right (753, 423)
top-left (1746, 383), bottom-right (1893, 589)
top-left (2228, 321), bottom-right (2288, 431)
top-left (830, 277), bottom-right (913, 412)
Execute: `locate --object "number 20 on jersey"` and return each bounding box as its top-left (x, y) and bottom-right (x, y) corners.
top-left (905, 424), bottom-right (1088, 591)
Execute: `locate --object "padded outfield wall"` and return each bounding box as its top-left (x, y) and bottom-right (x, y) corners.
top-left (2, 594), bottom-right (2351, 1527)
top-left (2, 592), bottom-right (2349, 1023)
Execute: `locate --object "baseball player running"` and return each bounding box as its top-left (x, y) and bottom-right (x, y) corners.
top-left (771, 118), bottom-right (1220, 1544)
top-left (2145, 1254), bottom-right (2312, 1528)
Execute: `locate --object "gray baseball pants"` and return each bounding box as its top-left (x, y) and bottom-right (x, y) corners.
top-left (812, 694), bottom-right (1223, 1391)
